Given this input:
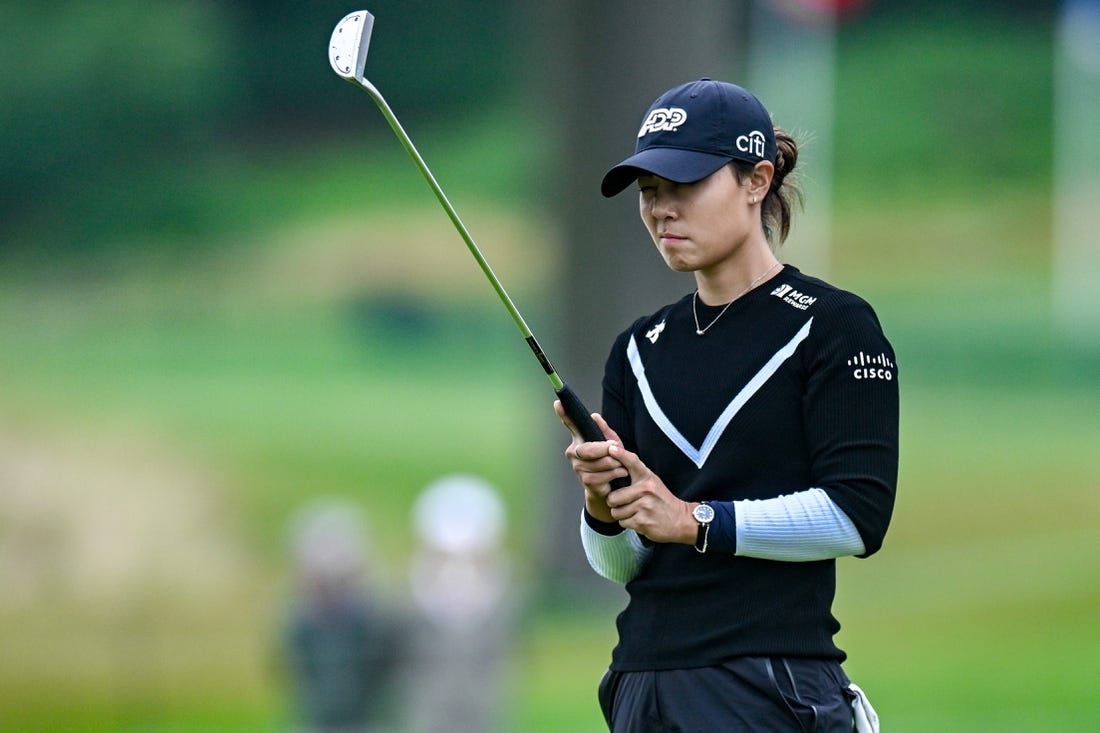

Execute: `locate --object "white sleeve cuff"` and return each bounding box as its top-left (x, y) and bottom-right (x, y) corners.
top-left (580, 512), bottom-right (651, 584)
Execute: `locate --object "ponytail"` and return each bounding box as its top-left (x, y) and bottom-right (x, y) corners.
top-left (765, 127), bottom-right (802, 245)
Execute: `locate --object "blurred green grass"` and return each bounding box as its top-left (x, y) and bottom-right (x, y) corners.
top-left (1, 192), bottom-right (1096, 731)
top-left (3, 11), bottom-right (1099, 731)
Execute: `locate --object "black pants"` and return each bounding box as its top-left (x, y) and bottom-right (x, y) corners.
top-left (598, 657), bottom-right (857, 733)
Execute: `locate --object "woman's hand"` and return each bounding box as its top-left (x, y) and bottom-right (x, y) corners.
top-left (554, 402), bottom-right (628, 523)
top-left (602, 442), bottom-right (696, 545)
top-left (554, 401), bottom-right (696, 544)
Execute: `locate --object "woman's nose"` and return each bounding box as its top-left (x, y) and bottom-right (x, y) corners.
top-left (649, 189), bottom-right (676, 218)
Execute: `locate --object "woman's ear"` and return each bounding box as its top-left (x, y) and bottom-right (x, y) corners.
top-left (748, 161), bottom-right (774, 200)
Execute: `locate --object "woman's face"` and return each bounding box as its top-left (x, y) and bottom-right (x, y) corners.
top-left (637, 165), bottom-right (759, 275)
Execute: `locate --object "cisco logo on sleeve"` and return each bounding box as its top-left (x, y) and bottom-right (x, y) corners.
top-left (848, 351), bottom-right (895, 381)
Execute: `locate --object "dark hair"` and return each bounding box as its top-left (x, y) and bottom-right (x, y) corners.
top-left (732, 127), bottom-right (802, 245)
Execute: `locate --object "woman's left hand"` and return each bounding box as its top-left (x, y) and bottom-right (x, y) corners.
top-left (604, 443), bottom-right (697, 545)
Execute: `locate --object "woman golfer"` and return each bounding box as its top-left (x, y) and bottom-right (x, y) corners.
top-left (556, 79), bottom-right (897, 732)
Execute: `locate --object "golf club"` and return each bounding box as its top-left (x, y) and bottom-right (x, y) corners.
top-left (328, 9), bottom-right (612, 447)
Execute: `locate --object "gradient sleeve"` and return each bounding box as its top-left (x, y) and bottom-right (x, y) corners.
top-left (733, 488), bottom-right (865, 560)
top-left (802, 295), bottom-right (899, 556)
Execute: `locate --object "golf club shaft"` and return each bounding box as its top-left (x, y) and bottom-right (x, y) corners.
top-left (352, 77), bottom-right (608, 444)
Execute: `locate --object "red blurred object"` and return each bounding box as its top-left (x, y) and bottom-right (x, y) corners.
top-left (797, 0), bottom-right (871, 12)
top-left (768, 0), bottom-right (875, 23)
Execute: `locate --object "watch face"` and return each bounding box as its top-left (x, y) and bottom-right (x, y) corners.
top-left (693, 503), bottom-right (715, 523)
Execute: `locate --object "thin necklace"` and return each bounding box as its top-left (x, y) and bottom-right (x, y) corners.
top-left (692, 261), bottom-right (782, 336)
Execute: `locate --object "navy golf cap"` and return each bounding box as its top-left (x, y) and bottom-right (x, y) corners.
top-left (601, 79), bottom-right (777, 197)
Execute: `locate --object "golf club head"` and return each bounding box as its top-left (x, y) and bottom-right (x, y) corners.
top-left (329, 10), bottom-right (374, 80)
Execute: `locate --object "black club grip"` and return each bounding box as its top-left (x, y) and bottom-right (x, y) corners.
top-left (555, 382), bottom-right (603, 443)
top-left (555, 383), bottom-right (630, 491)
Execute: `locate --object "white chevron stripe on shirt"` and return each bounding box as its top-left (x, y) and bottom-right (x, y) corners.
top-left (626, 317), bottom-right (813, 468)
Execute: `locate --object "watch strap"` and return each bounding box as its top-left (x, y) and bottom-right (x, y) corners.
top-left (693, 502), bottom-right (713, 553)
top-left (695, 521), bottom-right (710, 553)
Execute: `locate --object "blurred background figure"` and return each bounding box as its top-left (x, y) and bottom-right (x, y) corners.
top-left (283, 499), bottom-right (400, 733)
top-left (403, 475), bottom-right (517, 733)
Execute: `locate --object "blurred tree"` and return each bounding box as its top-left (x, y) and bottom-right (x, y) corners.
top-left (1, 1), bottom-right (1051, 255)
top-left (832, 1), bottom-right (1055, 195)
top-left (0, 1), bottom-right (238, 249)
top-left (229, 0), bottom-right (515, 132)
top-left (525, 0), bottom-right (747, 589)
top-left (0, 0), bottom-right (517, 253)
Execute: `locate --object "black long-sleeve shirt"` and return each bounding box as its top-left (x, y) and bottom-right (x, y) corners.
top-left (597, 266), bottom-right (898, 670)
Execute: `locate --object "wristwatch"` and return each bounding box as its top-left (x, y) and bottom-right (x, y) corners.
top-left (692, 502), bottom-right (715, 553)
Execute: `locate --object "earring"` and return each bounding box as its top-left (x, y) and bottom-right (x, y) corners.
top-left (751, 197), bottom-right (757, 204)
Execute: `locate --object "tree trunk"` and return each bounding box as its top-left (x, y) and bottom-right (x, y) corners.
top-left (524, 0), bottom-right (746, 593)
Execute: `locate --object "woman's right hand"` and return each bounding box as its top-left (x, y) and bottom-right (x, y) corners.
top-left (553, 402), bottom-right (629, 523)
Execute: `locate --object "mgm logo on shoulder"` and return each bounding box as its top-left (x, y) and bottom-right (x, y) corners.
top-left (770, 283), bottom-right (817, 311)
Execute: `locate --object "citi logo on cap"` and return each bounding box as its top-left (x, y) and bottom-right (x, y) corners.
top-left (638, 107), bottom-right (687, 137)
top-left (737, 130), bottom-right (767, 159)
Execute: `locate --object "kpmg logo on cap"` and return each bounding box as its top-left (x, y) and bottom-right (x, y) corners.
top-left (638, 107), bottom-right (687, 137)
top-left (737, 130), bottom-right (767, 159)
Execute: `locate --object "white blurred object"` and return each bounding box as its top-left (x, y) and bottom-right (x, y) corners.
top-left (413, 473), bottom-right (505, 554)
top-left (406, 475), bottom-right (515, 733)
top-left (1053, 0), bottom-right (1100, 346)
top-left (291, 498), bottom-right (370, 590)
top-left (409, 475), bottom-right (510, 629)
